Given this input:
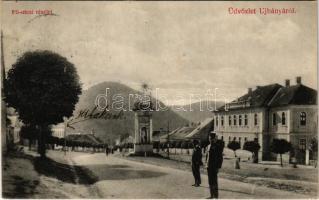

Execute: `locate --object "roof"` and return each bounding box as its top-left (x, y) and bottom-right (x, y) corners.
top-left (153, 131), bottom-right (166, 137)
top-left (65, 134), bottom-right (104, 145)
top-left (216, 84), bottom-right (282, 112)
top-left (269, 84), bottom-right (317, 107)
top-left (186, 118), bottom-right (214, 139)
top-left (160, 126), bottom-right (195, 141)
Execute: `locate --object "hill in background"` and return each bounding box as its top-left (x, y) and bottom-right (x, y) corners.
top-left (170, 101), bottom-right (224, 123)
top-left (67, 82), bottom-right (189, 143)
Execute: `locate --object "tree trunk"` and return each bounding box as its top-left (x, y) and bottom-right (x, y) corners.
top-left (29, 139), bottom-right (32, 150)
top-left (280, 154), bottom-right (283, 167)
top-left (253, 152), bottom-right (258, 163)
top-left (37, 125), bottom-right (47, 159)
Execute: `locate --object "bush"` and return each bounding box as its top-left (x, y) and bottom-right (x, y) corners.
top-left (243, 141), bottom-right (261, 163)
top-left (270, 139), bottom-right (291, 167)
top-left (227, 141), bottom-right (241, 157)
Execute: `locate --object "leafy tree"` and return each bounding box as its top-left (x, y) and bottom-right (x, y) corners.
top-left (153, 141), bottom-right (160, 150)
top-left (181, 141), bottom-right (189, 149)
top-left (181, 141), bottom-right (189, 154)
top-left (175, 141), bottom-right (182, 149)
top-left (243, 141), bottom-right (261, 163)
top-left (270, 139), bottom-right (291, 167)
top-left (227, 141), bottom-right (241, 157)
top-left (188, 142), bottom-right (194, 149)
top-left (4, 50), bottom-right (82, 158)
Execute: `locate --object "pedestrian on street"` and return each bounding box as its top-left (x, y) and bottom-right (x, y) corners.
top-left (106, 147), bottom-right (109, 156)
top-left (205, 132), bottom-right (224, 199)
top-left (191, 139), bottom-right (203, 187)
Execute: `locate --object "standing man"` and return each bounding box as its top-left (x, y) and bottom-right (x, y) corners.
top-left (205, 132), bottom-right (224, 199)
top-left (191, 139), bottom-right (203, 187)
top-left (105, 145), bottom-right (109, 156)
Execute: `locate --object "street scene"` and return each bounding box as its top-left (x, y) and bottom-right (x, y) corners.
top-left (1, 1), bottom-right (318, 199)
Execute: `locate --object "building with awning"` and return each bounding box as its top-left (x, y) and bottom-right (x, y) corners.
top-left (186, 118), bottom-right (214, 142)
top-left (159, 126), bottom-right (195, 143)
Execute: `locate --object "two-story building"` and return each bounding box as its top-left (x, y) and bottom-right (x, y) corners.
top-left (213, 77), bottom-right (317, 164)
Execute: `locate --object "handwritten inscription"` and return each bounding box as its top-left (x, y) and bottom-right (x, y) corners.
top-left (12, 10), bottom-right (53, 15)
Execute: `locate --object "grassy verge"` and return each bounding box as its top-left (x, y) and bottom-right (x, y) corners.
top-left (2, 149), bottom-right (98, 198)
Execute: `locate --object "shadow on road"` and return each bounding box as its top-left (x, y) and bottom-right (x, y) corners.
top-left (34, 157), bottom-right (98, 185)
top-left (220, 188), bottom-right (253, 195)
top-left (84, 164), bottom-right (167, 181)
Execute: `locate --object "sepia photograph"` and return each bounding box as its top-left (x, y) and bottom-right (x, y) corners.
top-left (1, 1), bottom-right (318, 199)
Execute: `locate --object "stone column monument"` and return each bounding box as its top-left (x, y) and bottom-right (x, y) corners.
top-left (132, 99), bottom-right (154, 155)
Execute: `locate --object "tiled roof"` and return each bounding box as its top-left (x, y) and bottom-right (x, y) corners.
top-left (269, 84), bottom-right (317, 107)
top-left (217, 84), bottom-right (282, 111)
top-left (160, 127), bottom-right (195, 141)
top-left (186, 118), bottom-right (214, 139)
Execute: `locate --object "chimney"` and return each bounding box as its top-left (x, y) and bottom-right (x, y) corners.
top-left (248, 88), bottom-right (252, 95)
top-left (296, 76), bottom-right (302, 85)
top-left (285, 79), bottom-right (290, 87)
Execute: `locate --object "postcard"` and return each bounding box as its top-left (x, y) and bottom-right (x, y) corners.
top-left (1, 1), bottom-right (318, 199)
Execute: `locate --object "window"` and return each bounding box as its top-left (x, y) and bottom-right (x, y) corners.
top-left (221, 136), bottom-right (224, 141)
top-left (233, 137), bottom-right (236, 141)
top-left (229, 136), bottom-right (231, 142)
top-left (239, 115), bottom-right (242, 126)
top-left (244, 137), bottom-right (247, 142)
top-left (233, 115), bottom-right (237, 125)
top-left (254, 113), bottom-right (258, 126)
top-left (282, 112), bottom-right (286, 125)
top-left (229, 116), bottom-right (232, 126)
top-left (221, 116), bottom-right (224, 126)
top-left (244, 114), bottom-right (248, 126)
top-left (300, 112), bottom-right (306, 126)
top-left (272, 113), bottom-right (277, 126)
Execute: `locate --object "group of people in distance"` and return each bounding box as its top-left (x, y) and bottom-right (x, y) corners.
top-left (191, 132), bottom-right (224, 199)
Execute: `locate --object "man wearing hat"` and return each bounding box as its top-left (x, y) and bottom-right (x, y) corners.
top-left (205, 132), bottom-right (224, 199)
top-left (191, 139), bottom-right (203, 187)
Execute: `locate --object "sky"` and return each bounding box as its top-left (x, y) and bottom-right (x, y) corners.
top-left (2, 1), bottom-right (317, 105)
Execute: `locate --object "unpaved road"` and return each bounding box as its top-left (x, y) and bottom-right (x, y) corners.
top-left (70, 153), bottom-right (311, 199)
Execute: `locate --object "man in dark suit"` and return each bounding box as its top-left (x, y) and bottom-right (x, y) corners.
top-left (205, 132), bottom-right (224, 199)
top-left (191, 139), bottom-right (203, 187)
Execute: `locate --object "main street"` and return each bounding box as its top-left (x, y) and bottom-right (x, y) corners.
top-left (68, 153), bottom-right (309, 199)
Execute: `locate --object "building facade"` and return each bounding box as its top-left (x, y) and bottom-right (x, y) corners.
top-left (213, 77), bottom-right (317, 164)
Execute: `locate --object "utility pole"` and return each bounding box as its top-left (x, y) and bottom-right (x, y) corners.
top-left (167, 121), bottom-right (170, 159)
top-left (63, 117), bottom-right (67, 156)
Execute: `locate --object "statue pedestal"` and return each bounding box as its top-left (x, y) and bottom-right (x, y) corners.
top-left (133, 144), bottom-right (153, 155)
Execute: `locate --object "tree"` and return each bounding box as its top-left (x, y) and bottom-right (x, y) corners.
top-left (181, 141), bottom-right (189, 154)
top-left (153, 141), bottom-right (160, 152)
top-left (270, 139), bottom-right (291, 167)
top-left (20, 124), bottom-right (38, 150)
top-left (227, 141), bottom-right (241, 157)
top-left (243, 141), bottom-right (261, 163)
top-left (4, 50), bottom-right (82, 158)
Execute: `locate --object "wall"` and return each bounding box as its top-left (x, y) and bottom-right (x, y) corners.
top-left (214, 108), bottom-right (266, 134)
top-left (269, 105), bottom-right (317, 164)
